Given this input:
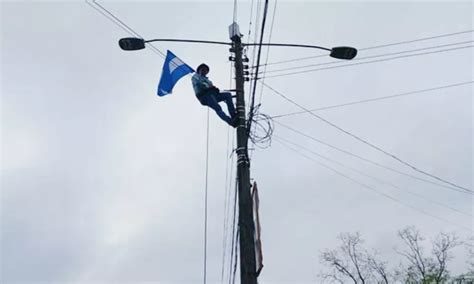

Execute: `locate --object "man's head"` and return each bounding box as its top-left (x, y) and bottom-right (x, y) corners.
top-left (196, 63), bottom-right (210, 76)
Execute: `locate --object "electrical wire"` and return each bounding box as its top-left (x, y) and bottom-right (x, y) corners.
top-left (247, 0), bottom-right (270, 132)
top-left (259, 40), bottom-right (473, 75)
top-left (246, 0), bottom-right (255, 45)
top-left (270, 81), bottom-right (474, 119)
top-left (247, 0), bottom-right (275, 160)
top-left (360, 29), bottom-right (474, 51)
top-left (221, 132), bottom-right (230, 283)
top-left (85, 1), bottom-right (144, 47)
top-left (274, 121), bottom-right (471, 195)
top-left (248, 104), bottom-right (274, 148)
top-left (257, 0), bottom-right (278, 105)
top-left (246, 0), bottom-right (273, 160)
top-left (86, 2), bottom-right (213, 280)
top-left (203, 109), bottom-right (210, 284)
top-left (247, 0), bottom-right (277, 153)
top-left (246, 0), bottom-right (263, 113)
top-left (274, 139), bottom-right (472, 232)
top-left (275, 135), bottom-right (472, 217)
top-left (232, 230), bottom-right (240, 284)
top-left (259, 45), bottom-right (474, 79)
top-left (224, 134), bottom-right (236, 284)
top-left (221, 65), bottom-right (234, 284)
top-left (259, 29), bottom-right (474, 67)
top-left (86, 0), bottom-right (194, 76)
top-left (229, 178), bottom-right (239, 284)
top-left (263, 82), bottom-right (473, 193)
top-left (86, 0), bottom-right (166, 58)
top-left (86, 2), bottom-right (246, 281)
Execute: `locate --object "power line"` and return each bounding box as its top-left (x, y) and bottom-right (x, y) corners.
top-left (203, 109), bottom-right (210, 284)
top-left (260, 40), bottom-right (473, 75)
top-left (224, 135), bottom-right (236, 284)
top-left (259, 29), bottom-right (474, 67)
top-left (231, 230), bottom-right (240, 284)
top-left (274, 121), bottom-right (472, 195)
top-left (275, 135), bottom-right (472, 217)
top-left (221, 67), bottom-right (234, 284)
top-left (85, 1), bottom-right (141, 44)
top-left (221, 135), bottom-right (230, 282)
top-left (270, 81), bottom-right (474, 119)
top-left (247, 0), bottom-right (270, 132)
top-left (87, 1), bottom-right (253, 281)
top-left (257, 0), bottom-right (278, 105)
top-left (263, 82), bottom-right (472, 193)
top-left (246, 0), bottom-right (255, 46)
top-left (260, 45), bottom-right (474, 79)
top-left (274, 139), bottom-right (472, 232)
top-left (248, 0), bottom-right (278, 158)
top-left (87, 1), bottom-right (215, 279)
top-left (245, 0), bottom-right (258, 158)
top-left (222, 65), bottom-right (238, 284)
top-left (86, 0), bottom-right (166, 58)
top-left (88, 1), bottom-right (200, 77)
top-left (229, 178), bottom-right (239, 284)
top-left (246, 0), bottom-right (263, 113)
top-left (248, 105), bottom-right (275, 148)
top-left (227, 159), bottom-right (236, 284)
top-left (245, 0), bottom-right (263, 141)
top-left (361, 29), bottom-right (474, 51)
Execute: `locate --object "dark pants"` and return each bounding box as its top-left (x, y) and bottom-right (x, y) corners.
top-left (198, 89), bottom-right (236, 125)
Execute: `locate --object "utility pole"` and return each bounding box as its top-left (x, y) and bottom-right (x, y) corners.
top-left (230, 23), bottom-right (258, 284)
top-left (119, 31), bottom-right (356, 284)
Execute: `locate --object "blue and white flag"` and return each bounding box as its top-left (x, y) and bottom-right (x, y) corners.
top-left (157, 50), bottom-right (194, 97)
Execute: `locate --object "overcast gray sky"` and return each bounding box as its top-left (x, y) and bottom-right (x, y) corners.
top-left (1, 0), bottom-right (473, 283)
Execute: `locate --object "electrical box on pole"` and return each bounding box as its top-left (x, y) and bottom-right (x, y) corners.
top-left (229, 22), bottom-right (241, 39)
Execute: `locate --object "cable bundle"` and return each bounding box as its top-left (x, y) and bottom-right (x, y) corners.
top-left (248, 104), bottom-right (274, 149)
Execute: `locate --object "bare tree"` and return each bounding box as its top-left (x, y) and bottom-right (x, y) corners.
top-left (320, 233), bottom-right (389, 284)
top-left (397, 227), bottom-right (460, 284)
top-left (432, 232), bottom-right (460, 283)
top-left (397, 227), bottom-right (430, 283)
top-left (467, 236), bottom-right (474, 274)
top-left (367, 253), bottom-right (390, 284)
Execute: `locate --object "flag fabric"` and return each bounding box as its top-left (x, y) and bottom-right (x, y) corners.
top-left (157, 50), bottom-right (194, 97)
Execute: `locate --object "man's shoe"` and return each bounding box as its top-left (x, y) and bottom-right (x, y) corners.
top-left (231, 116), bottom-right (239, 128)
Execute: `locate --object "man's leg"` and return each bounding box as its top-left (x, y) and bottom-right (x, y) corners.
top-left (201, 94), bottom-right (233, 125)
top-left (216, 92), bottom-right (236, 118)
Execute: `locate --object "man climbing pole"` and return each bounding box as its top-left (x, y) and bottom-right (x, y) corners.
top-left (192, 63), bottom-right (238, 127)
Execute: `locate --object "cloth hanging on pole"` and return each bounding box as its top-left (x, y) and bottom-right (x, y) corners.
top-left (252, 181), bottom-right (264, 276)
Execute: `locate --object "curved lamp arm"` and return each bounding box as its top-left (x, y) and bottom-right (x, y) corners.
top-left (118, 37), bottom-right (357, 60)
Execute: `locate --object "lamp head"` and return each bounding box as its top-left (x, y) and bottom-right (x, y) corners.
top-left (330, 46), bottom-right (357, 60)
top-left (119, 37), bottom-right (146, 51)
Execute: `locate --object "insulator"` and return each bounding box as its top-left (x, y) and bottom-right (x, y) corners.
top-left (243, 71), bottom-right (250, 75)
top-left (229, 56), bottom-right (236, 61)
top-left (243, 65), bottom-right (249, 69)
top-left (229, 47), bottom-right (236, 53)
top-left (244, 77), bottom-right (250, 81)
top-left (242, 57), bottom-right (249, 62)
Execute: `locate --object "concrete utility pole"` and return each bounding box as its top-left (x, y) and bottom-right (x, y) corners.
top-left (229, 23), bottom-right (258, 284)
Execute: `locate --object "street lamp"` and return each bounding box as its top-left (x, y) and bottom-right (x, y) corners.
top-left (118, 32), bottom-right (357, 284)
top-left (330, 46), bottom-right (358, 60)
top-left (118, 37), bottom-right (357, 60)
top-left (118, 37), bottom-right (146, 51)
